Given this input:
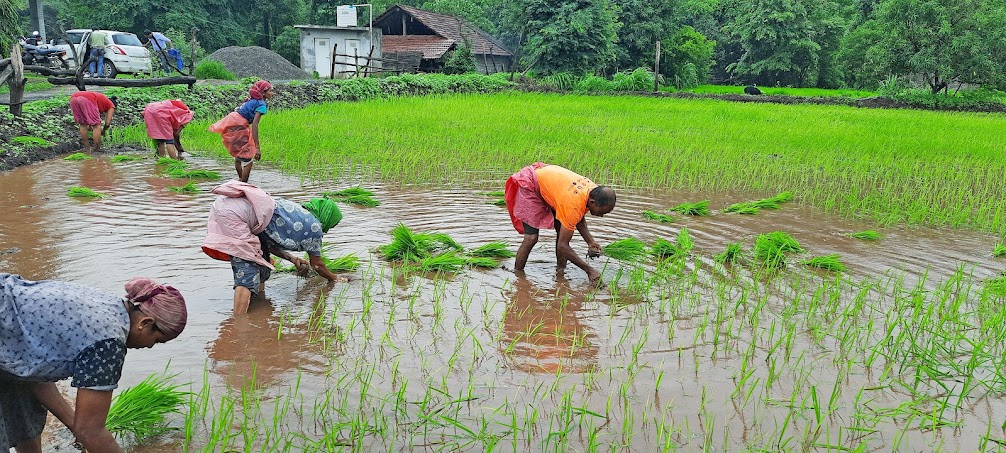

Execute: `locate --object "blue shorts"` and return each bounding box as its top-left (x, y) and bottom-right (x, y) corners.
top-left (230, 256), bottom-right (270, 295)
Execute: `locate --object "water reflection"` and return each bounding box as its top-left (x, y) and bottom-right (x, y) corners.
top-left (0, 167), bottom-right (61, 279)
top-left (79, 158), bottom-right (119, 192)
top-left (500, 273), bottom-right (598, 374)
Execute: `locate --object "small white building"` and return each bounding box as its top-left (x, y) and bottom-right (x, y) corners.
top-left (294, 25), bottom-right (383, 78)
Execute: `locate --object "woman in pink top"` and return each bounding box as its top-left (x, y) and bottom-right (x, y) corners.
top-left (142, 100), bottom-right (193, 160)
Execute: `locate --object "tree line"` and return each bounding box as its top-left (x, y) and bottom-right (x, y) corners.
top-left (5, 0), bottom-right (1006, 92)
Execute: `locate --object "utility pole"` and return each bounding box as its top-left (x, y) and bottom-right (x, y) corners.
top-left (28, 0), bottom-right (46, 42)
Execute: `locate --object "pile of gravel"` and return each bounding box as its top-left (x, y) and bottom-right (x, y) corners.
top-left (206, 46), bottom-right (309, 81)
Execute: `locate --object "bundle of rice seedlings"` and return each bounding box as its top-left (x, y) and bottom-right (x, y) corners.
top-left (67, 186), bottom-right (107, 198)
top-left (994, 243), bottom-right (1006, 258)
top-left (106, 373), bottom-right (187, 442)
top-left (669, 200), bottom-right (710, 216)
top-left (416, 252), bottom-right (467, 273)
top-left (466, 256), bottom-right (500, 268)
top-left (983, 275), bottom-right (1006, 298)
top-left (724, 202), bottom-right (759, 214)
top-left (64, 152), bottom-right (91, 161)
top-left (650, 238), bottom-right (684, 259)
top-left (603, 237), bottom-right (646, 261)
top-left (489, 199), bottom-right (507, 206)
top-left (429, 232), bottom-right (464, 252)
top-left (323, 254), bottom-right (360, 272)
top-left (111, 155), bottom-right (144, 163)
top-left (166, 181), bottom-right (199, 193)
top-left (481, 190), bottom-right (505, 197)
top-left (751, 199), bottom-right (780, 209)
top-left (166, 168), bottom-right (221, 179)
top-left (802, 254), bottom-right (846, 272)
top-left (156, 157), bottom-right (186, 167)
top-left (849, 230), bottom-right (882, 241)
top-left (759, 231), bottom-right (803, 253)
top-left (753, 236), bottom-right (787, 269)
top-left (769, 191), bottom-right (794, 203)
top-left (323, 187), bottom-right (381, 207)
top-left (380, 224), bottom-right (433, 262)
top-left (468, 241), bottom-right (515, 258)
top-left (714, 243), bottom-right (745, 264)
top-left (341, 194), bottom-right (381, 207)
top-left (677, 228), bottom-right (694, 253)
top-left (642, 210), bottom-right (674, 223)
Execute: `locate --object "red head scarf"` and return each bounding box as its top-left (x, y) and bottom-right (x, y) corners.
top-left (124, 277), bottom-right (187, 340)
top-left (248, 80), bottom-right (272, 101)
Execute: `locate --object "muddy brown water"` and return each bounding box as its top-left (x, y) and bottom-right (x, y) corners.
top-left (1, 150), bottom-right (1004, 451)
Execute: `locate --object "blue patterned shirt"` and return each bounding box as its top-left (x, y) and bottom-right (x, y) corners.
top-left (0, 274), bottom-right (129, 390)
top-left (264, 198), bottom-right (324, 256)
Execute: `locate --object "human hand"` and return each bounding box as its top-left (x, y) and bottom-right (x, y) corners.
top-left (101, 125), bottom-right (109, 136)
top-left (254, 152), bottom-right (262, 161)
top-left (587, 268), bottom-right (603, 287)
top-left (587, 243), bottom-right (602, 258)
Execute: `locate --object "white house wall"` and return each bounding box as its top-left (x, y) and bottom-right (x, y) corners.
top-left (298, 28), bottom-right (383, 78)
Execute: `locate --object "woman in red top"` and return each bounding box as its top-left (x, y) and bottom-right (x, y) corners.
top-left (69, 91), bottom-right (117, 153)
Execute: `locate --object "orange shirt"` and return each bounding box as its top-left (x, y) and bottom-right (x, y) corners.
top-left (536, 165), bottom-right (597, 231)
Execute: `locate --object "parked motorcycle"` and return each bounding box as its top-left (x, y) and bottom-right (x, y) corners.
top-left (21, 44), bottom-right (70, 70)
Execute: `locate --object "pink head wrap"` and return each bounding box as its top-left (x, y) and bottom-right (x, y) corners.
top-left (124, 277), bottom-right (187, 340)
top-left (248, 80), bottom-right (272, 101)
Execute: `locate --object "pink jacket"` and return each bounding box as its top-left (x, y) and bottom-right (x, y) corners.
top-left (201, 181), bottom-right (277, 268)
top-left (143, 100), bottom-right (194, 140)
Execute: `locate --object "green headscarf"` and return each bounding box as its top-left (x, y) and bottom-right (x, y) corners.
top-left (303, 198), bottom-right (342, 232)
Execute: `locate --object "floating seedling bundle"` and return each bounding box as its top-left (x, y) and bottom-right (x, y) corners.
top-left (802, 254), bottom-right (846, 272)
top-left (642, 210), bottom-right (674, 223)
top-left (994, 243), bottom-right (1006, 258)
top-left (323, 187), bottom-right (381, 207)
top-left (105, 373), bottom-right (187, 442)
top-left (849, 230), bottom-right (881, 241)
top-left (67, 186), bottom-right (107, 198)
top-left (714, 243), bottom-right (745, 264)
top-left (166, 181), bottom-right (200, 193)
top-left (669, 200), bottom-right (710, 216)
top-left (754, 231), bottom-right (803, 269)
top-left (468, 241), bottom-right (515, 258)
top-left (379, 224), bottom-right (463, 263)
top-left (64, 152), bottom-right (92, 161)
top-left (604, 237), bottom-right (647, 261)
top-left (275, 253), bottom-right (360, 273)
top-left (111, 155), bottom-right (145, 163)
top-left (480, 191), bottom-right (507, 206)
top-left (157, 158), bottom-right (221, 179)
top-left (725, 191), bottom-right (794, 215)
top-left (650, 238), bottom-right (685, 260)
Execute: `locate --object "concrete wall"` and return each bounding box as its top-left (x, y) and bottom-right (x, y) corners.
top-left (297, 27), bottom-right (383, 78)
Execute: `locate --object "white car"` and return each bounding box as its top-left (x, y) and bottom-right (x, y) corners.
top-left (51, 29), bottom-right (152, 77)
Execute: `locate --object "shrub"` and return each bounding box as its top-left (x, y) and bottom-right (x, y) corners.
top-left (194, 59), bottom-right (236, 81)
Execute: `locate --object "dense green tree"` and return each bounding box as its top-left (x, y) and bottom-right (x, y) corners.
top-left (873, 0), bottom-right (1006, 93)
top-left (1, 0), bottom-right (20, 57)
top-left (505, 0), bottom-right (621, 75)
top-left (612, 0), bottom-right (679, 70)
top-left (660, 25), bottom-right (715, 87)
top-left (442, 41), bottom-right (477, 73)
top-left (272, 25), bottom-right (301, 65)
top-left (834, 20), bottom-right (887, 88)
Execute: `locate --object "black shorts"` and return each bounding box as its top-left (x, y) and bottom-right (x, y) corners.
top-left (522, 218), bottom-right (561, 235)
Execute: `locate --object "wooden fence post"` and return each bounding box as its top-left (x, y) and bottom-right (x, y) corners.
top-left (189, 27), bottom-right (199, 78)
top-left (330, 43), bottom-right (337, 79)
top-left (10, 43), bottom-right (25, 116)
top-left (654, 40), bottom-right (661, 93)
top-left (354, 48), bottom-right (359, 78)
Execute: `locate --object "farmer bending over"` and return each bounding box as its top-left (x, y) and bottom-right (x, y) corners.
top-left (69, 91), bottom-right (116, 153)
top-left (202, 181), bottom-right (347, 315)
top-left (504, 163), bottom-right (616, 284)
top-left (143, 99), bottom-right (193, 160)
top-left (209, 81), bottom-right (273, 182)
top-left (0, 274), bottom-right (187, 453)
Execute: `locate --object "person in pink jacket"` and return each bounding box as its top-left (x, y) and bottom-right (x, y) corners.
top-left (142, 100), bottom-right (194, 160)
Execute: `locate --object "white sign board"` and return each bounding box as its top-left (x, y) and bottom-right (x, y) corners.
top-left (336, 5), bottom-right (358, 27)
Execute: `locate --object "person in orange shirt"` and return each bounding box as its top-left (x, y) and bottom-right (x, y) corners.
top-left (504, 162), bottom-right (616, 284)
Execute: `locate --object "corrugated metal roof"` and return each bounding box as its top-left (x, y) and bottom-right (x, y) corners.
top-left (382, 35), bottom-right (454, 59)
top-left (375, 4), bottom-right (512, 57)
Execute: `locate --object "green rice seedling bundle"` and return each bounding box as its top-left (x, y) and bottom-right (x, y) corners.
top-left (753, 236), bottom-right (787, 269)
top-left (994, 243), bottom-right (1006, 258)
top-left (751, 199), bottom-right (780, 209)
top-left (468, 241), bottom-right (515, 258)
top-left (166, 181), bottom-right (200, 193)
top-left (769, 191), bottom-right (794, 203)
top-left (677, 227), bottom-right (694, 253)
top-left (604, 237), bottom-right (647, 261)
top-left (339, 194), bottom-right (381, 207)
top-left (724, 202), bottom-right (759, 214)
top-left (105, 373), bottom-right (187, 441)
top-left (849, 230), bottom-right (882, 241)
top-left (156, 156), bottom-right (186, 167)
top-left (429, 232), bottom-right (464, 252)
top-left (324, 187), bottom-right (374, 198)
top-left (802, 254), bottom-right (846, 272)
top-left (111, 155), bottom-right (144, 163)
top-left (714, 243), bottom-right (744, 264)
top-left (380, 224), bottom-right (434, 262)
top-left (642, 210), bottom-right (674, 223)
top-left (983, 275), bottom-right (1006, 298)
top-left (649, 238), bottom-right (684, 260)
top-left (760, 231), bottom-right (803, 253)
top-left (466, 256), bottom-right (500, 268)
top-left (67, 186), bottom-right (107, 198)
top-left (481, 191), bottom-right (505, 197)
top-left (64, 152), bottom-right (92, 161)
top-left (669, 200), bottom-right (710, 216)
top-left (415, 251), bottom-right (468, 273)
top-left (323, 254), bottom-right (360, 272)
top-left (489, 198), bottom-right (507, 206)
top-left (166, 168), bottom-right (221, 179)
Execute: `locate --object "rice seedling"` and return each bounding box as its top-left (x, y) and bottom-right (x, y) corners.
top-left (380, 223), bottom-right (434, 262)
top-left (429, 232), bottom-right (464, 252)
top-left (166, 181), bottom-right (200, 193)
top-left (67, 186), bottom-right (107, 198)
top-left (111, 154), bottom-right (145, 163)
top-left (323, 253), bottom-right (360, 272)
top-left (769, 191), bottom-right (794, 203)
top-left (166, 168), bottom-right (221, 179)
top-left (106, 373), bottom-right (188, 441)
top-left (489, 199), bottom-right (507, 206)
top-left (414, 251), bottom-right (468, 273)
top-left (759, 231), bottom-right (804, 253)
top-left (754, 236), bottom-right (787, 269)
top-left (339, 194), bottom-right (381, 207)
top-left (604, 237), bottom-right (646, 261)
top-left (802, 254), bottom-right (846, 272)
top-left (481, 191), bottom-right (505, 197)
top-left (468, 241), bottom-right (515, 258)
top-left (64, 152), bottom-right (92, 161)
top-left (677, 228), bottom-right (694, 253)
top-left (466, 256), bottom-right (500, 268)
top-left (323, 187), bottom-right (381, 207)
top-left (649, 238), bottom-right (684, 260)
top-left (994, 243), bottom-right (1006, 258)
top-left (751, 199), bottom-right (780, 209)
top-left (724, 202), bottom-right (759, 214)
top-left (849, 230), bottom-right (882, 241)
top-left (642, 210), bottom-right (674, 223)
top-left (714, 243), bottom-right (745, 264)
top-left (156, 156), bottom-right (185, 166)
top-left (669, 200), bottom-right (710, 216)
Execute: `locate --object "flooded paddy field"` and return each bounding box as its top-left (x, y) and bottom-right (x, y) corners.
top-left (2, 150), bottom-right (1005, 452)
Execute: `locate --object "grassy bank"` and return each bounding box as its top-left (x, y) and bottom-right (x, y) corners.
top-left (116, 92), bottom-right (1006, 232)
top-left (676, 85), bottom-right (876, 98)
